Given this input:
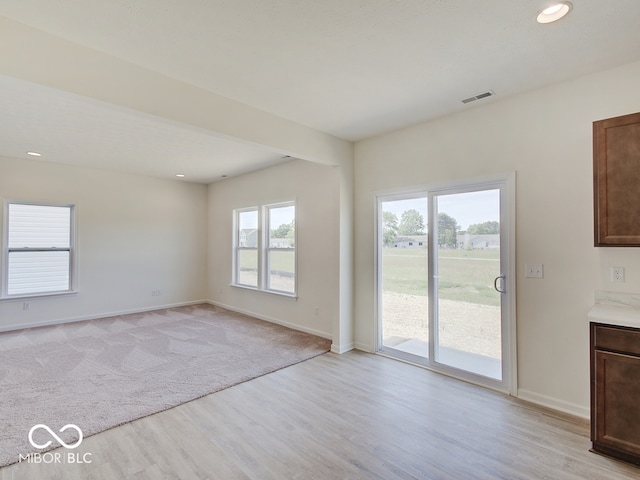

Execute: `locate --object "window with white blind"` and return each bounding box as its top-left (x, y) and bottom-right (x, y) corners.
top-left (2, 202), bottom-right (75, 298)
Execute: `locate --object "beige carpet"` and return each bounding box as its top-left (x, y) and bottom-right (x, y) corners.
top-left (0, 304), bottom-right (330, 467)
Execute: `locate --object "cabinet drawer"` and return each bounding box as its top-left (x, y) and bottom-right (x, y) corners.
top-left (593, 324), bottom-right (640, 355)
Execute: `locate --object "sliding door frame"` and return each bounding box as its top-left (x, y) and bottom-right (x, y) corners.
top-left (375, 173), bottom-right (517, 395)
top-left (375, 191), bottom-right (430, 365)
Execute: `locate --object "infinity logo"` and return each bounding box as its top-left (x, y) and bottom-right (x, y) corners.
top-left (28, 424), bottom-right (83, 450)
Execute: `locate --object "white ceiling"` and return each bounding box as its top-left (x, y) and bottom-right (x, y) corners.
top-left (1, 0), bottom-right (640, 183)
top-left (0, 75), bottom-right (288, 183)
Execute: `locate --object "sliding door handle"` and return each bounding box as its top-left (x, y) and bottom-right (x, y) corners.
top-left (494, 275), bottom-right (506, 294)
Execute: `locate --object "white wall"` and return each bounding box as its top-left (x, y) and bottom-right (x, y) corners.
top-left (353, 59), bottom-right (640, 417)
top-left (208, 159), bottom-right (340, 340)
top-left (0, 155), bottom-right (208, 330)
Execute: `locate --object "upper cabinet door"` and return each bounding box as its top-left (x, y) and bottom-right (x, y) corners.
top-left (594, 111), bottom-right (640, 246)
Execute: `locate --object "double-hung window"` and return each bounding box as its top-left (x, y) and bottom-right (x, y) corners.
top-left (235, 208), bottom-right (259, 288)
top-left (2, 201), bottom-right (75, 298)
top-left (266, 203), bottom-right (295, 294)
top-left (233, 202), bottom-right (296, 296)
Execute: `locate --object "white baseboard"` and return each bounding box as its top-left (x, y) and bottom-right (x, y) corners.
top-left (0, 300), bottom-right (209, 334)
top-left (354, 342), bottom-right (373, 352)
top-left (331, 342), bottom-right (354, 354)
top-left (207, 300), bottom-right (332, 340)
top-left (335, 340), bottom-right (589, 420)
top-left (517, 388), bottom-right (589, 419)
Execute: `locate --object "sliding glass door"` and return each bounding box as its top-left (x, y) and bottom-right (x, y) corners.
top-left (377, 176), bottom-right (515, 392)
top-left (378, 196), bottom-right (429, 361)
top-left (432, 188), bottom-right (503, 381)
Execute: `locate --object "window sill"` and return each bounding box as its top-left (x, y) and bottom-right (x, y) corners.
top-left (0, 290), bottom-right (78, 302)
top-left (230, 284), bottom-right (297, 299)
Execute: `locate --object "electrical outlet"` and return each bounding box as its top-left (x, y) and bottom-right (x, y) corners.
top-left (525, 264), bottom-right (543, 278)
top-left (22, 302), bottom-right (30, 311)
top-left (152, 289), bottom-right (163, 297)
top-left (611, 267), bottom-right (625, 283)
top-left (312, 306), bottom-right (320, 316)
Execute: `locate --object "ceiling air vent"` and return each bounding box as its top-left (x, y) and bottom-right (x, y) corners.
top-left (462, 90), bottom-right (495, 104)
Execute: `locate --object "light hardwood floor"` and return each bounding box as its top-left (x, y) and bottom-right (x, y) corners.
top-left (2, 351), bottom-right (639, 479)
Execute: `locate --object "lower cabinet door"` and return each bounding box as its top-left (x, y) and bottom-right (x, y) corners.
top-left (594, 350), bottom-right (640, 460)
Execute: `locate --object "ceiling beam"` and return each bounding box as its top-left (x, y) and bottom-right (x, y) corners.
top-left (0, 16), bottom-right (352, 167)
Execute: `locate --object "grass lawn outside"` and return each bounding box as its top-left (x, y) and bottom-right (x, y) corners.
top-left (382, 247), bottom-right (500, 307)
top-left (381, 247), bottom-right (502, 360)
top-left (237, 249), bottom-right (295, 293)
top-left (238, 249), bottom-right (294, 274)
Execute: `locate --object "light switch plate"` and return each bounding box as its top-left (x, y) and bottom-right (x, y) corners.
top-left (525, 264), bottom-right (543, 278)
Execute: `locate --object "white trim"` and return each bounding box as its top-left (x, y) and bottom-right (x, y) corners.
top-left (229, 283), bottom-right (297, 299)
top-left (517, 389), bottom-right (589, 420)
top-left (233, 206), bottom-right (259, 288)
top-left (505, 172), bottom-right (518, 395)
top-left (0, 299), bottom-right (332, 346)
top-left (1, 199), bottom-right (77, 299)
top-left (374, 173), bottom-right (518, 395)
top-left (372, 172), bottom-right (515, 200)
top-left (232, 201), bottom-right (297, 296)
top-left (0, 299), bottom-right (208, 334)
top-left (373, 196), bottom-right (382, 354)
top-left (374, 349), bottom-right (587, 418)
top-left (375, 350), bottom-right (510, 394)
top-left (264, 201), bottom-right (297, 295)
top-left (0, 290), bottom-right (79, 302)
top-left (208, 300), bottom-right (331, 340)
top-left (331, 342), bottom-right (355, 354)
top-left (354, 342), bottom-right (373, 352)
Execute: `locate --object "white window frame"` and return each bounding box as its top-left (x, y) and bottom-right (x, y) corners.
top-left (1, 199), bottom-right (77, 300)
top-left (374, 173), bottom-right (517, 395)
top-left (232, 201), bottom-right (297, 297)
top-left (233, 207), bottom-right (259, 289)
top-left (264, 202), bottom-right (296, 295)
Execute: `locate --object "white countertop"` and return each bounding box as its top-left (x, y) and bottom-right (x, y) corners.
top-left (588, 303), bottom-right (640, 329)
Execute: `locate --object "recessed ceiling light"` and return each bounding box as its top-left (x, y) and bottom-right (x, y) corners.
top-left (175, 174), bottom-right (185, 178)
top-left (537, 2), bottom-right (572, 24)
top-left (26, 151), bottom-right (42, 157)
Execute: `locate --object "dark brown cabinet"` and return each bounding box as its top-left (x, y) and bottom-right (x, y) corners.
top-left (593, 111), bottom-right (640, 246)
top-left (591, 322), bottom-right (640, 465)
